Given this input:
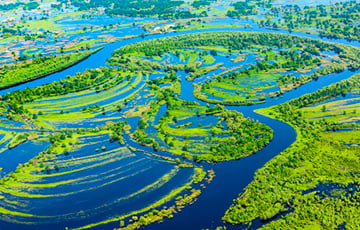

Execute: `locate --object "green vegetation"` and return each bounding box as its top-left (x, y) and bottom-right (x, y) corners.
top-left (299, 88), bottom-right (360, 125)
top-left (3, 25), bottom-right (359, 229)
top-left (116, 188), bottom-right (202, 230)
top-left (112, 168), bottom-right (215, 230)
top-left (3, 67), bottom-right (128, 104)
top-left (0, 127), bottom-right (212, 230)
top-left (0, 65), bottom-right (145, 130)
top-left (0, 49), bottom-right (99, 89)
top-left (126, 69), bottom-right (272, 162)
top-left (0, 2), bottom-right (39, 11)
top-left (111, 31), bottom-right (360, 105)
top-left (259, 2), bottom-right (360, 41)
top-left (60, 0), bottom-right (206, 19)
top-left (223, 74), bottom-right (360, 228)
top-left (74, 167), bottom-right (213, 230)
top-left (7, 133), bottom-right (31, 149)
top-left (155, 94), bottom-right (273, 162)
top-left (226, 2), bottom-right (258, 17)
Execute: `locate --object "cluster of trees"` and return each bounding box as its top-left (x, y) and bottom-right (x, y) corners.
top-left (133, 117), bottom-right (160, 151)
top-left (252, 0), bottom-right (273, 8)
top-left (49, 132), bottom-right (72, 144)
top-left (146, 80), bottom-right (273, 162)
top-left (117, 187), bottom-right (203, 230)
top-left (1, 27), bottom-right (47, 40)
top-left (23, 2), bottom-right (39, 10)
top-left (0, 2), bottom-right (39, 11)
top-left (59, 0), bottom-right (204, 19)
top-left (108, 121), bottom-right (127, 145)
top-left (110, 32), bottom-right (360, 108)
top-left (227, 2), bottom-right (258, 17)
top-left (50, 3), bottom-right (62, 10)
top-left (113, 32), bottom-right (323, 75)
top-left (2, 67), bottom-right (119, 104)
top-left (80, 104), bottom-right (102, 113)
top-left (209, 110), bottom-right (273, 160)
top-left (278, 74), bottom-right (360, 112)
top-left (279, 50), bottom-right (321, 69)
top-left (236, 49), bottom-right (320, 75)
top-left (192, 0), bottom-right (213, 9)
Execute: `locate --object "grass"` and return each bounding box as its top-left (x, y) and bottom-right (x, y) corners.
top-left (7, 133), bottom-right (30, 149)
top-left (21, 18), bottom-right (60, 32)
top-left (299, 90), bottom-right (360, 124)
top-left (187, 62), bottom-right (224, 81)
top-left (202, 54), bottom-right (216, 65)
top-left (25, 73), bottom-right (146, 129)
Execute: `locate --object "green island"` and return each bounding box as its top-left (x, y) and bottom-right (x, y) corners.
top-left (0, 49), bottom-right (100, 89)
top-left (223, 74), bottom-right (360, 228)
top-left (109, 31), bottom-right (360, 105)
top-left (131, 76), bottom-right (273, 161)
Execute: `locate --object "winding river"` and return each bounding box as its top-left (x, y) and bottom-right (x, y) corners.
top-left (1, 17), bottom-right (360, 230)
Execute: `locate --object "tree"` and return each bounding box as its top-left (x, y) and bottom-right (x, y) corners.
top-left (321, 105), bottom-right (326, 112)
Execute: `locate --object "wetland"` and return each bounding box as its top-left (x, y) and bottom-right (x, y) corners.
top-left (0, 0), bottom-right (359, 230)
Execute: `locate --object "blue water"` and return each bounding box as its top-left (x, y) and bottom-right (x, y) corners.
top-left (0, 140), bottom-right (50, 178)
top-left (0, 133), bottom-right (195, 230)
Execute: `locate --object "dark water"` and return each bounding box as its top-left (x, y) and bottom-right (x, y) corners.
top-left (0, 17), bottom-right (360, 230)
top-left (0, 141), bottom-right (50, 178)
top-left (0, 134), bottom-right (194, 230)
